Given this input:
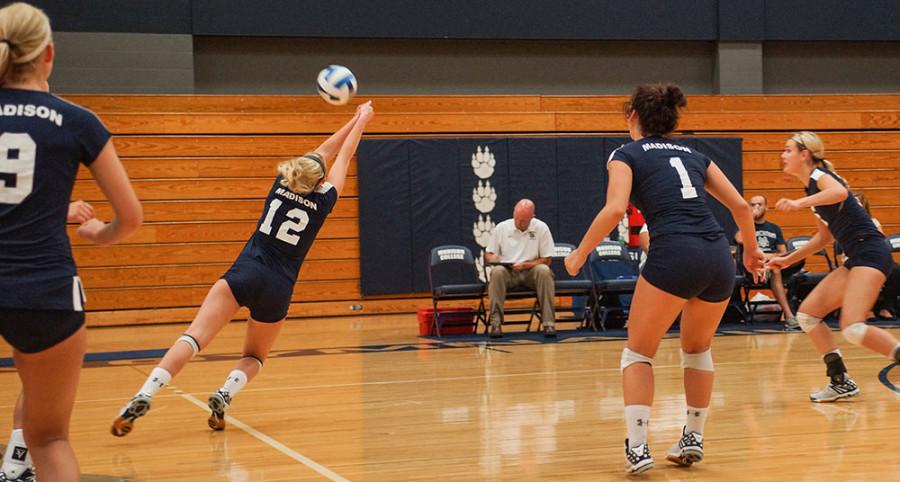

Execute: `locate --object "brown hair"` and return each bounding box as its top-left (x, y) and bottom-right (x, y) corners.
top-left (625, 83), bottom-right (687, 137)
top-left (0, 2), bottom-right (52, 85)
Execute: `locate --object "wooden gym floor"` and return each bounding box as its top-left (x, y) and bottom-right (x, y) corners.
top-left (1, 315), bottom-right (898, 481)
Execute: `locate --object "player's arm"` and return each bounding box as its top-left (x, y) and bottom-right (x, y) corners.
top-left (565, 160), bottom-right (631, 275)
top-left (325, 102), bottom-right (373, 197)
top-left (312, 109), bottom-right (362, 163)
top-left (768, 218), bottom-right (832, 270)
top-left (78, 141), bottom-right (143, 245)
top-left (704, 161), bottom-right (765, 280)
top-left (776, 174), bottom-right (847, 211)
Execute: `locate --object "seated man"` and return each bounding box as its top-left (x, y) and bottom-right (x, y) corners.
top-left (735, 195), bottom-right (800, 330)
top-left (484, 199), bottom-right (556, 338)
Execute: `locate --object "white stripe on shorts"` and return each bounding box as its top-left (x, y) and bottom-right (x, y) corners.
top-left (72, 276), bottom-right (86, 311)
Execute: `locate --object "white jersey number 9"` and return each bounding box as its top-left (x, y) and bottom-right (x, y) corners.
top-left (0, 133), bottom-right (37, 205)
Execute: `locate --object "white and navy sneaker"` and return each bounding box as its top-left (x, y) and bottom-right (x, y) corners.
top-left (810, 377), bottom-right (860, 402)
top-left (111, 393), bottom-right (152, 437)
top-left (0, 467), bottom-right (35, 482)
top-left (0, 467), bottom-right (34, 482)
top-left (666, 427), bottom-right (704, 466)
top-left (624, 439), bottom-right (654, 474)
top-left (208, 389), bottom-right (232, 431)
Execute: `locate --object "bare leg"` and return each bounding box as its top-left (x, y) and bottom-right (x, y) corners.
top-left (159, 279), bottom-right (241, 376)
top-left (679, 298), bottom-right (729, 409)
top-left (840, 267), bottom-right (897, 357)
top-left (622, 277), bottom-right (688, 406)
top-left (14, 325), bottom-right (86, 482)
top-left (770, 270), bottom-right (794, 319)
top-left (796, 268), bottom-right (849, 355)
top-left (236, 318), bottom-right (284, 381)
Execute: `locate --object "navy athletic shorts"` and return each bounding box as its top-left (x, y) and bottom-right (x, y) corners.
top-left (0, 309), bottom-right (85, 353)
top-left (222, 257), bottom-right (294, 323)
top-left (642, 234), bottom-right (736, 302)
top-left (843, 235), bottom-right (894, 277)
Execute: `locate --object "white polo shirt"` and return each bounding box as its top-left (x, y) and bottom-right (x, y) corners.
top-left (486, 218), bottom-right (555, 263)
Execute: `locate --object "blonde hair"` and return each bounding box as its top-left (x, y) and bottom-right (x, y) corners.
top-left (0, 3), bottom-right (52, 85)
top-left (277, 152), bottom-right (326, 194)
top-left (790, 131), bottom-right (839, 172)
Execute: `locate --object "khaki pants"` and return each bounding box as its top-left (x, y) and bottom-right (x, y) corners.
top-left (488, 264), bottom-right (555, 327)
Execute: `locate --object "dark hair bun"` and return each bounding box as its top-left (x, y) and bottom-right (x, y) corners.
top-left (664, 85), bottom-right (687, 109)
top-left (628, 83), bottom-right (686, 137)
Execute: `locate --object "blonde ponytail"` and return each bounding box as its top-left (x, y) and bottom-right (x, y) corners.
top-left (791, 131), bottom-right (848, 186)
top-left (0, 2), bottom-right (52, 85)
top-left (277, 152), bottom-right (326, 195)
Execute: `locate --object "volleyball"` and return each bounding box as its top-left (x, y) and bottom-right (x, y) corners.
top-left (316, 65), bottom-right (357, 105)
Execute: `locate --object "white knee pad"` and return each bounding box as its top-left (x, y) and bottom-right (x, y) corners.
top-left (842, 323), bottom-right (868, 346)
top-left (680, 349), bottom-right (714, 371)
top-left (796, 312), bottom-right (822, 334)
top-left (177, 334), bottom-right (200, 356)
top-left (621, 347), bottom-right (653, 372)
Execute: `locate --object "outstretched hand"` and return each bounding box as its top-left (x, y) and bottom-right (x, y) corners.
top-left (743, 247), bottom-right (767, 283)
top-left (765, 255), bottom-right (791, 272)
top-left (356, 100), bottom-right (374, 122)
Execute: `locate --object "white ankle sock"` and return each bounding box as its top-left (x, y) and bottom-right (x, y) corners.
top-left (2, 428), bottom-right (31, 477)
top-left (624, 405), bottom-right (651, 447)
top-left (685, 406), bottom-right (709, 435)
top-left (139, 367), bottom-right (172, 397)
top-left (221, 370), bottom-right (248, 399)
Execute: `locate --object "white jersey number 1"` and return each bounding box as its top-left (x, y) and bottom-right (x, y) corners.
top-left (669, 157), bottom-right (698, 199)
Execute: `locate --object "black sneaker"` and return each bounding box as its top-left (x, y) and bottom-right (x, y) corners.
top-left (208, 389), bottom-right (232, 431)
top-left (624, 439), bottom-right (654, 474)
top-left (666, 427), bottom-right (704, 466)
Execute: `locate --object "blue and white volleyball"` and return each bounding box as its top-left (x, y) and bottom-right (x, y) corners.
top-left (317, 65), bottom-right (357, 105)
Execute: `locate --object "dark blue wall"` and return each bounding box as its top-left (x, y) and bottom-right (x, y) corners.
top-left (358, 136), bottom-right (742, 296)
top-left (25, 0), bottom-right (900, 41)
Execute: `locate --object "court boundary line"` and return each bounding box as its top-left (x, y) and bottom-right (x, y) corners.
top-left (173, 390), bottom-right (350, 482)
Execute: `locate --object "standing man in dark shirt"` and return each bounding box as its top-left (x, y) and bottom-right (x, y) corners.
top-left (735, 195), bottom-right (799, 330)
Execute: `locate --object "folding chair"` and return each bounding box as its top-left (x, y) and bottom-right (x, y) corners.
top-left (549, 243), bottom-right (595, 328)
top-left (784, 236), bottom-right (835, 314)
top-left (481, 259), bottom-right (543, 333)
top-left (587, 241), bottom-right (639, 331)
top-left (428, 245), bottom-right (486, 337)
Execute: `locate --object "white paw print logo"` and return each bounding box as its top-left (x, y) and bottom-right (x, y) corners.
top-left (475, 249), bottom-right (490, 282)
top-left (472, 180), bottom-right (497, 213)
top-left (471, 146), bottom-right (496, 179)
top-left (472, 214), bottom-right (495, 248)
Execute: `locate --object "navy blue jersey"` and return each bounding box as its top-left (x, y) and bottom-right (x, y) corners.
top-left (609, 137), bottom-right (724, 242)
top-left (807, 167), bottom-right (882, 248)
top-left (236, 176), bottom-right (338, 283)
top-left (754, 220), bottom-right (785, 253)
top-left (0, 88), bottom-right (110, 310)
